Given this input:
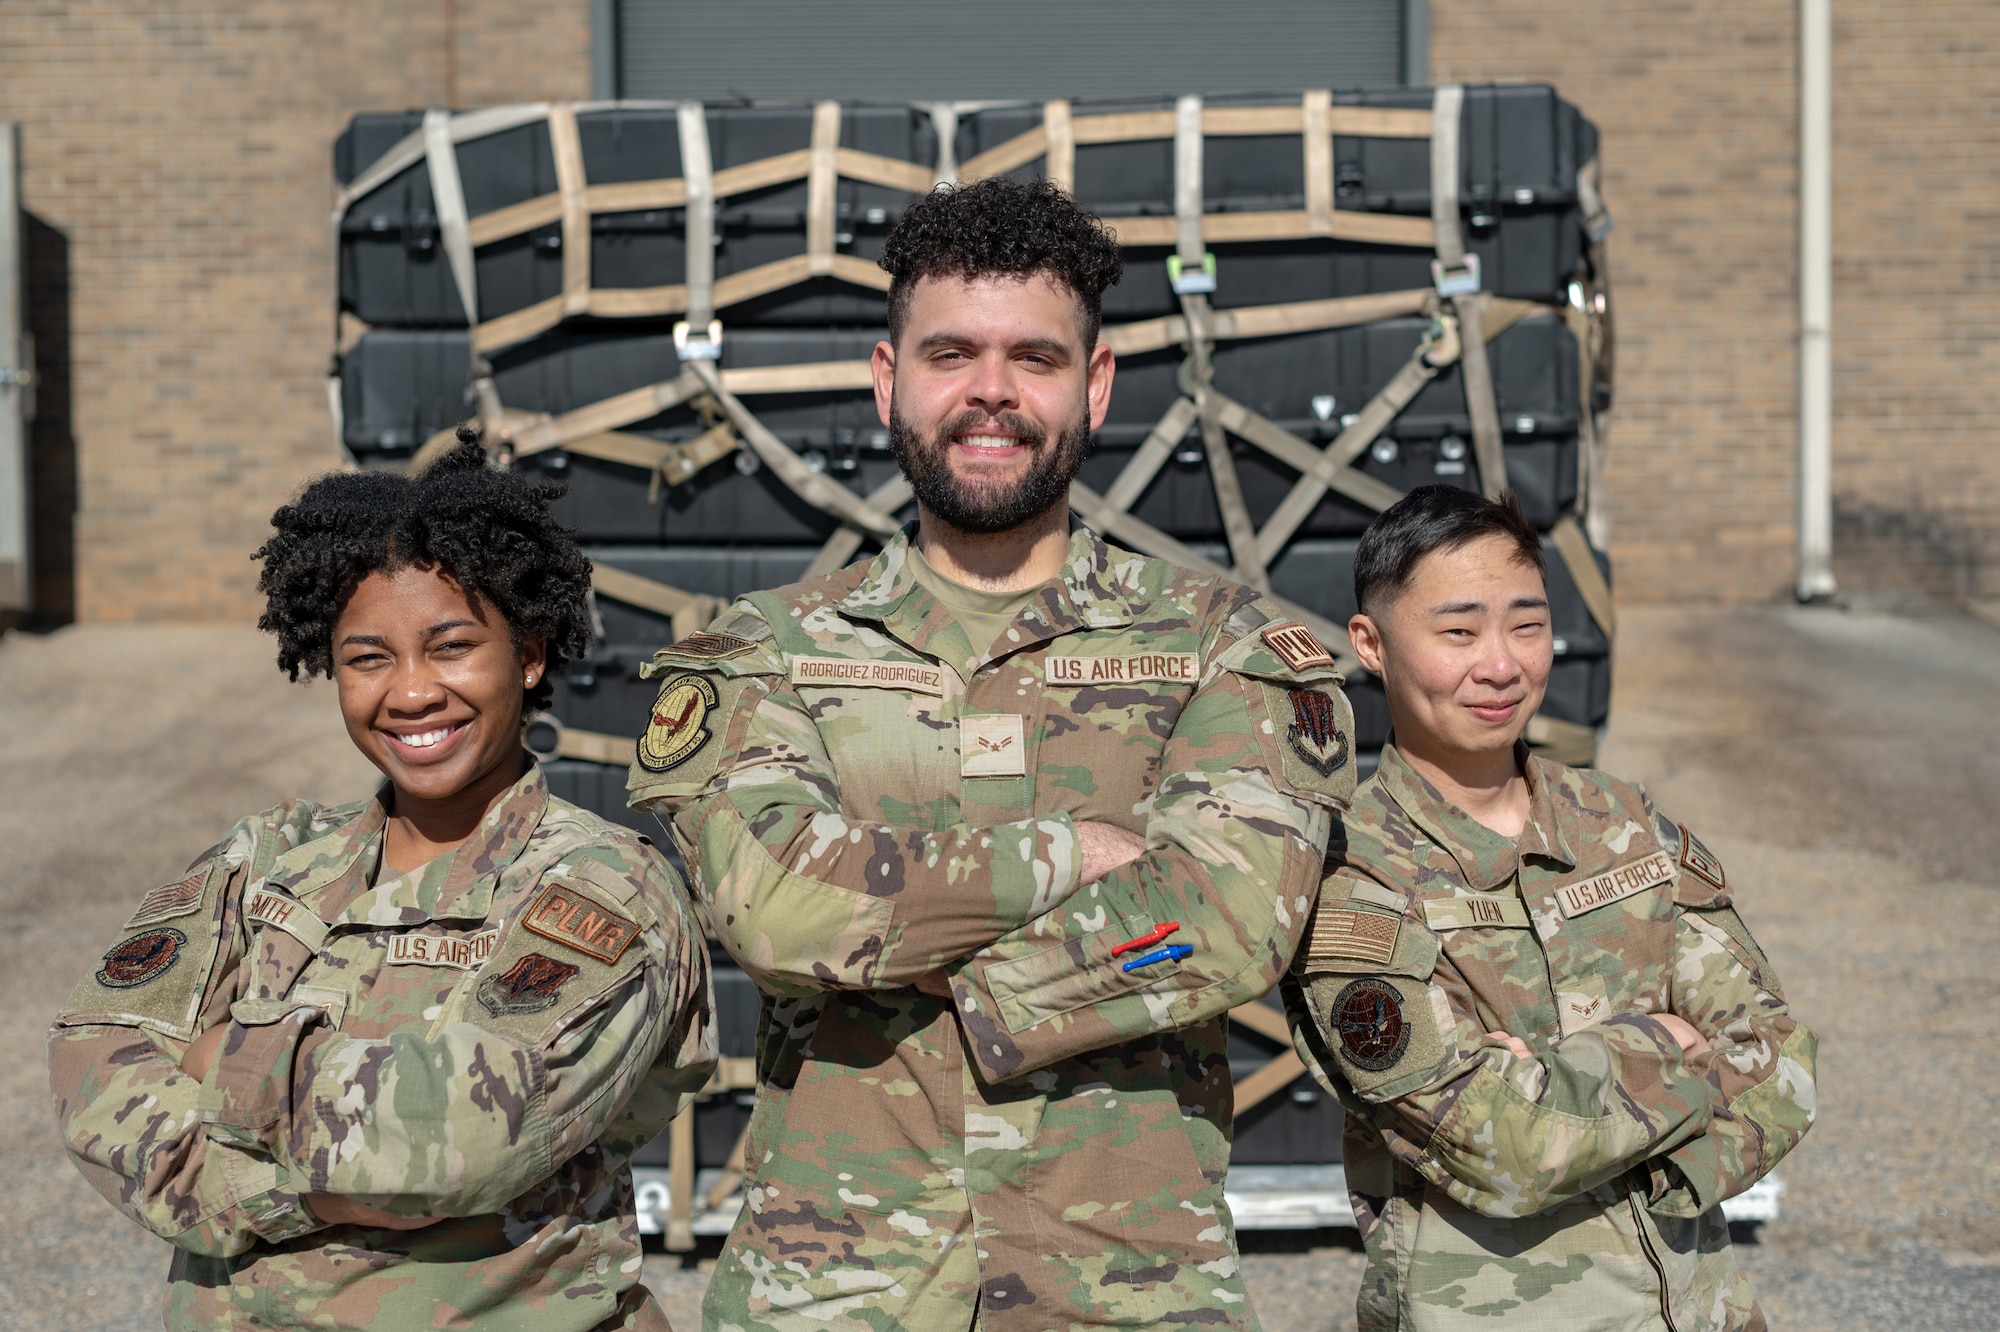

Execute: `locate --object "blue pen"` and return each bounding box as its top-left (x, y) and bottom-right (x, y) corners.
top-left (1120, 942), bottom-right (1193, 973)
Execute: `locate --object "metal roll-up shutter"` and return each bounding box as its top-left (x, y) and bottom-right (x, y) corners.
top-left (614, 0), bottom-right (1415, 101)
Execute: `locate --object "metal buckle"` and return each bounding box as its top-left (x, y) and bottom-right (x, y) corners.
top-left (1168, 252), bottom-right (1217, 296)
top-left (1430, 253), bottom-right (1481, 299)
top-left (674, 320), bottom-right (724, 361)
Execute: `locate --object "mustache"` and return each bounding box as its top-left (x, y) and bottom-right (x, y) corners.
top-left (934, 409), bottom-right (1047, 449)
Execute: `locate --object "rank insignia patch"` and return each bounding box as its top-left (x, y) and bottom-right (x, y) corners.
top-left (1333, 977), bottom-right (1410, 1072)
top-left (125, 872), bottom-right (207, 929)
top-left (1678, 824), bottom-right (1727, 891)
top-left (523, 881), bottom-right (642, 964)
top-left (1262, 621), bottom-right (1336, 673)
top-left (664, 631), bottom-right (756, 661)
top-left (1286, 688), bottom-right (1350, 777)
top-left (97, 928), bottom-right (187, 989)
top-left (477, 953), bottom-right (580, 1017)
top-left (638, 673), bottom-right (719, 773)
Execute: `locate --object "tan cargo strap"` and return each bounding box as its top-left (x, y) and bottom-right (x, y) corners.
top-left (1228, 1000), bottom-right (1310, 1116)
top-left (677, 103), bottom-right (717, 329)
top-left (1042, 99), bottom-right (1074, 192)
top-left (422, 109), bottom-right (479, 326)
top-left (1070, 397), bottom-right (1201, 538)
top-left (536, 721), bottom-right (637, 766)
top-left (807, 101), bottom-right (842, 278)
top-left (1547, 514), bottom-right (1616, 637)
top-left (929, 103), bottom-right (960, 186)
top-left (805, 474), bottom-right (916, 579)
top-left (665, 1107), bottom-right (696, 1252)
top-left (1430, 86), bottom-right (1507, 501)
top-left (687, 359), bottom-right (903, 539)
top-left (547, 104), bottom-right (591, 317)
top-left (591, 564), bottom-right (722, 641)
top-left (1303, 89), bottom-right (1335, 236)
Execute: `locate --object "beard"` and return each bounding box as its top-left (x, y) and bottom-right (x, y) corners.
top-left (888, 398), bottom-right (1093, 535)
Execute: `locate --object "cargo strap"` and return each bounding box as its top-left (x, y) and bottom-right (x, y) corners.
top-left (1430, 86), bottom-right (1507, 501)
top-left (678, 103), bottom-right (717, 330)
top-left (807, 101), bottom-right (841, 278)
top-left (421, 109), bottom-right (478, 326)
top-left (548, 104), bottom-right (591, 317)
top-left (1043, 99), bottom-right (1075, 191)
top-left (1228, 1000), bottom-right (1310, 1116)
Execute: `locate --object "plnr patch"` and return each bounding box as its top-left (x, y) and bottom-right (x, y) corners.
top-left (1261, 621), bottom-right (1337, 673)
top-left (522, 881), bottom-right (641, 964)
top-left (1678, 824), bottom-right (1727, 890)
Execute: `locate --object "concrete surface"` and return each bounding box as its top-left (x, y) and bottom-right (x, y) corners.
top-left (3, 607), bottom-right (1997, 1329)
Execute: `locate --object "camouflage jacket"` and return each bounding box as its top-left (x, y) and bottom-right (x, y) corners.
top-left (1285, 744), bottom-right (1817, 1332)
top-left (628, 525), bottom-right (1354, 1332)
top-left (49, 761), bottom-right (716, 1331)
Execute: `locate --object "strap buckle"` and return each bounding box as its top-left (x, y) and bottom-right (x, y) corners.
top-left (1431, 253), bottom-right (1481, 299)
top-left (674, 320), bottom-right (724, 361)
top-left (1167, 252), bottom-right (1217, 296)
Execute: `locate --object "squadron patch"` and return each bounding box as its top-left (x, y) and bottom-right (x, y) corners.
top-left (522, 880), bottom-right (642, 964)
top-left (1261, 621), bottom-right (1337, 673)
top-left (1333, 977), bottom-right (1410, 1071)
top-left (96, 928), bottom-right (187, 989)
top-left (638, 673), bottom-right (719, 773)
top-left (1677, 824), bottom-right (1727, 891)
top-left (663, 631), bottom-right (756, 661)
top-left (125, 872), bottom-right (208, 929)
top-left (1286, 688), bottom-right (1350, 777)
top-left (477, 953), bottom-right (580, 1017)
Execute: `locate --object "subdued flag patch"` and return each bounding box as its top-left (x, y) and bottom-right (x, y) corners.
top-left (125, 872), bottom-right (208, 929)
top-left (1307, 906), bottom-right (1401, 966)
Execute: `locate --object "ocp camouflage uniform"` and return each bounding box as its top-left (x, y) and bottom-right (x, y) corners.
top-left (627, 525), bottom-right (1355, 1331)
top-left (49, 762), bottom-right (716, 1330)
top-left (1286, 743), bottom-right (1817, 1331)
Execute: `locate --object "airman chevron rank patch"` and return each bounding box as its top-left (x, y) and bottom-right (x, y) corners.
top-left (1677, 824), bottom-right (1727, 890)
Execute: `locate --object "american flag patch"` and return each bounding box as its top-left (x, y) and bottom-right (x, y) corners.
top-left (1307, 906), bottom-right (1401, 966)
top-left (124, 871), bottom-right (208, 929)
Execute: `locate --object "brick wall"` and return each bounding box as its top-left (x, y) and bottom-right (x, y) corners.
top-left (1433, 0), bottom-right (2000, 605)
top-left (0, 1), bottom-right (591, 623)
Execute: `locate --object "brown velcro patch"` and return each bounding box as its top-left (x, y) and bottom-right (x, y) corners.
top-left (667, 631), bottom-right (757, 661)
top-left (125, 871), bottom-right (208, 929)
top-left (1677, 824), bottom-right (1727, 891)
top-left (523, 880), bottom-right (641, 964)
top-left (1262, 621), bottom-right (1336, 673)
top-left (477, 953), bottom-right (580, 1017)
top-left (1308, 906), bottom-right (1401, 966)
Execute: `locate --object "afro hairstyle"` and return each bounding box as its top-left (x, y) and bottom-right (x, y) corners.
top-left (879, 175), bottom-right (1124, 348)
top-left (254, 432), bottom-right (593, 712)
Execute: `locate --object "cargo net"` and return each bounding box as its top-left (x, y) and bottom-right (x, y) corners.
top-left (331, 90), bottom-right (1614, 765)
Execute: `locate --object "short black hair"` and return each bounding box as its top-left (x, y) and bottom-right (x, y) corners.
top-left (879, 176), bottom-right (1124, 348)
top-left (254, 434), bottom-right (593, 712)
top-left (1354, 485), bottom-right (1545, 618)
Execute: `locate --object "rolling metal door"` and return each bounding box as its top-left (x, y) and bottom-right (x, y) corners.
top-left (610, 0), bottom-right (1419, 101)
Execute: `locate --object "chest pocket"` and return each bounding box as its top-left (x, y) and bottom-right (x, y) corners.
top-left (1032, 660), bottom-right (1192, 830)
top-left (1542, 846), bottom-right (1679, 1031)
top-left (794, 663), bottom-right (962, 829)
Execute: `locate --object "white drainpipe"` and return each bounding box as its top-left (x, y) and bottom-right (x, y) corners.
top-left (1796, 0), bottom-right (1837, 601)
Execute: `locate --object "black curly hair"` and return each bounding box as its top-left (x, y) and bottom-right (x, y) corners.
top-left (254, 433), bottom-right (593, 712)
top-left (880, 176), bottom-right (1124, 348)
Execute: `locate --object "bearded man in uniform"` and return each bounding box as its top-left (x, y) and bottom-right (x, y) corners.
top-left (629, 176), bottom-right (1356, 1330)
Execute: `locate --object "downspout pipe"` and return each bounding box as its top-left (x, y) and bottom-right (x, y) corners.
top-left (1796, 0), bottom-right (1837, 601)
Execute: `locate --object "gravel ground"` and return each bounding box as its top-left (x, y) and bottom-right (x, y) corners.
top-left (4, 605), bottom-right (1997, 1329)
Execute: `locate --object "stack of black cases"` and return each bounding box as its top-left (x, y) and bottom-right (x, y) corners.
top-left (334, 87), bottom-right (1611, 1219)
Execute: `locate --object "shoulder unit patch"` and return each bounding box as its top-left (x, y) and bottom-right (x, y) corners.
top-left (1332, 977), bottom-right (1411, 1071)
top-left (1285, 687), bottom-right (1350, 777)
top-left (1261, 621), bottom-right (1337, 673)
top-left (477, 953), bottom-right (580, 1017)
top-left (1677, 824), bottom-right (1727, 891)
top-left (96, 928), bottom-right (187, 989)
top-left (638, 673), bottom-right (719, 773)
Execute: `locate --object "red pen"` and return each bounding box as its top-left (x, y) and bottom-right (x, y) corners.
top-left (1110, 921), bottom-right (1181, 957)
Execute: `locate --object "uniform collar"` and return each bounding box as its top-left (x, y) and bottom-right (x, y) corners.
top-left (837, 523), bottom-right (1142, 677)
top-left (1375, 740), bottom-right (1577, 891)
top-left (269, 757), bottom-right (549, 927)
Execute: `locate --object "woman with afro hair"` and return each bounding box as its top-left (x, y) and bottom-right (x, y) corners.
top-left (49, 437), bottom-right (716, 1330)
